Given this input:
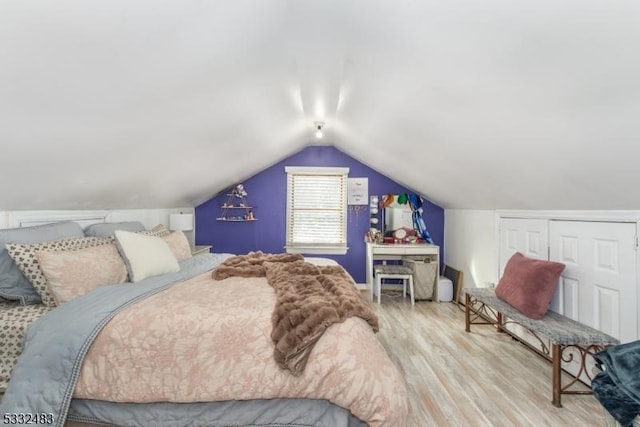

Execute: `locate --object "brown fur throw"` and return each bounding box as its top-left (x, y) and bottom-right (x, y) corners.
top-left (211, 251), bottom-right (304, 280)
top-left (212, 252), bottom-right (379, 375)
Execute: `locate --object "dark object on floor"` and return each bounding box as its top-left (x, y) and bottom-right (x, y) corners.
top-left (592, 340), bottom-right (640, 427)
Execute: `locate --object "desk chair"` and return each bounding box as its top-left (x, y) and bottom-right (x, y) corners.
top-left (373, 264), bottom-right (415, 305)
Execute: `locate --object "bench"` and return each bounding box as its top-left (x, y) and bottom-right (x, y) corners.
top-left (464, 288), bottom-right (620, 408)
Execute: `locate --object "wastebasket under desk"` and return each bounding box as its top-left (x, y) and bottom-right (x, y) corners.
top-left (403, 258), bottom-right (438, 300)
top-left (365, 242), bottom-right (440, 302)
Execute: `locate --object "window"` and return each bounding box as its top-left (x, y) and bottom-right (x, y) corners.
top-left (285, 166), bottom-right (349, 255)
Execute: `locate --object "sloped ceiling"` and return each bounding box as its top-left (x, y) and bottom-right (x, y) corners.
top-left (1, 0), bottom-right (639, 211)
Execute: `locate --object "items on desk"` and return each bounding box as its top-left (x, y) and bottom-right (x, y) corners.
top-left (381, 227), bottom-right (422, 244)
top-left (365, 228), bottom-right (382, 243)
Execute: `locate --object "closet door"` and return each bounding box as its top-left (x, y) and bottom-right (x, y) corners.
top-left (549, 220), bottom-right (637, 343)
top-left (498, 218), bottom-right (549, 275)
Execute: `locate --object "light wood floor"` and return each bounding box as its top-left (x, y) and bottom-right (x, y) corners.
top-left (374, 293), bottom-right (607, 427)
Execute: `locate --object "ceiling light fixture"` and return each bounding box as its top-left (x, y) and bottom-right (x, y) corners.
top-left (314, 121), bottom-right (324, 139)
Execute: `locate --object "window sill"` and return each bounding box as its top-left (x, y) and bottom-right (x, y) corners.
top-left (285, 245), bottom-right (348, 255)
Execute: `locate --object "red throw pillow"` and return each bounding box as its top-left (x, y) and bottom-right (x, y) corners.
top-left (495, 252), bottom-right (565, 320)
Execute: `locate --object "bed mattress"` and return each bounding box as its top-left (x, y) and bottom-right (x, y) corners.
top-left (0, 300), bottom-right (50, 392)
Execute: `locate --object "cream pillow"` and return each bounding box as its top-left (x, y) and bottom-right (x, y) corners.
top-left (114, 230), bottom-right (180, 282)
top-left (36, 244), bottom-right (128, 305)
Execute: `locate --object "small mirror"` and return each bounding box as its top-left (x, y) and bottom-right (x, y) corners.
top-left (376, 193), bottom-right (433, 244)
top-left (381, 195), bottom-right (414, 237)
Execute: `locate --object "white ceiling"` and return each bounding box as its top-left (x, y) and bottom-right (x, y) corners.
top-left (1, 0), bottom-right (639, 211)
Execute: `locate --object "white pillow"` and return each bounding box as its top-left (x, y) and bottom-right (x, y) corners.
top-left (114, 230), bottom-right (180, 282)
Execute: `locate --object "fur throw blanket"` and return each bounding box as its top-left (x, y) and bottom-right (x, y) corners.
top-left (212, 252), bottom-right (379, 375)
top-left (212, 251), bottom-right (304, 280)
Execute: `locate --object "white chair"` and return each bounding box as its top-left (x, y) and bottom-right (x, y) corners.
top-left (373, 264), bottom-right (415, 305)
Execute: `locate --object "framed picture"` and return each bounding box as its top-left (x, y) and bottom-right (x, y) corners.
top-left (347, 178), bottom-right (368, 205)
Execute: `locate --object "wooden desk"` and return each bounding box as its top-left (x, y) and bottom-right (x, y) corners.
top-left (365, 242), bottom-right (440, 302)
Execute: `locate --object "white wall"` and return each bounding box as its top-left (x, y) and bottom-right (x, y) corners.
top-left (444, 209), bottom-right (499, 302)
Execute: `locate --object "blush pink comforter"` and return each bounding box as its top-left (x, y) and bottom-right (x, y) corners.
top-left (74, 271), bottom-right (408, 426)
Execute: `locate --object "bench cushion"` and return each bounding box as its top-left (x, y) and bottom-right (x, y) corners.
top-left (467, 288), bottom-right (619, 346)
top-left (495, 252), bottom-right (565, 320)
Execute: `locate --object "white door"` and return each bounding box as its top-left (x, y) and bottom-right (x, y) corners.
top-left (499, 218), bottom-right (549, 275)
top-left (549, 220), bottom-right (637, 343)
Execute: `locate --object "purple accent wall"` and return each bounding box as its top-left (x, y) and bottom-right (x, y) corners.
top-left (195, 145), bottom-right (444, 283)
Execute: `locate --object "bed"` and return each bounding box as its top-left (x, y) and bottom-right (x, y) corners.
top-left (0, 221), bottom-right (408, 427)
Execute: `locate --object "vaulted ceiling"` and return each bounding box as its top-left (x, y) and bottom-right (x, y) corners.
top-left (1, 1), bottom-right (639, 211)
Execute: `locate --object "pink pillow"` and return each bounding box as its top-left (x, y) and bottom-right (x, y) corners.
top-left (162, 230), bottom-right (192, 262)
top-left (495, 252), bottom-right (565, 320)
top-left (36, 244), bottom-right (128, 305)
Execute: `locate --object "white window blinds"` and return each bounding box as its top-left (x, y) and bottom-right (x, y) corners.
top-left (285, 166), bottom-right (349, 255)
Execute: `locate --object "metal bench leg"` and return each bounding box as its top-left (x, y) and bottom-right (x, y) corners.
top-left (552, 343), bottom-right (562, 408)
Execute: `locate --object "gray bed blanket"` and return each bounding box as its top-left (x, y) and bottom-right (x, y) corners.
top-left (0, 253), bottom-right (229, 427)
